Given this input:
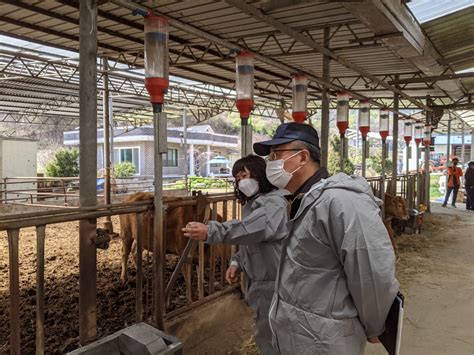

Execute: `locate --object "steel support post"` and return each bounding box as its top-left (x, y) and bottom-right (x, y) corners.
top-left (361, 137), bottom-right (367, 178)
top-left (320, 27), bottom-right (330, 167)
top-left (416, 144), bottom-right (421, 207)
top-left (406, 143), bottom-right (410, 177)
top-left (340, 135), bottom-right (345, 172)
top-left (102, 57), bottom-right (112, 232)
top-left (183, 108), bottom-right (188, 190)
top-left (391, 91), bottom-right (399, 194)
top-left (447, 118), bottom-right (452, 165)
top-left (471, 128), bottom-right (474, 161)
top-left (153, 106), bottom-right (167, 329)
top-left (241, 121), bottom-right (252, 157)
top-left (79, 0), bottom-right (98, 345)
top-left (381, 140), bottom-right (387, 215)
top-left (424, 143), bottom-right (430, 212)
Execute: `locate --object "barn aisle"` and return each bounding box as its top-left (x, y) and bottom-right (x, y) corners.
top-left (366, 203), bottom-right (474, 355)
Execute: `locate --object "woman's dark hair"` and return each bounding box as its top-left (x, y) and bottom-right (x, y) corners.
top-left (232, 155), bottom-right (276, 204)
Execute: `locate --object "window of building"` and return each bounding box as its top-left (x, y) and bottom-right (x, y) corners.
top-left (114, 147), bottom-right (140, 173)
top-left (164, 149), bottom-right (178, 167)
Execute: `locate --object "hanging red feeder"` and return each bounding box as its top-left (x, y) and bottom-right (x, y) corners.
top-left (414, 122), bottom-right (423, 146)
top-left (358, 100), bottom-right (370, 138)
top-left (292, 74), bottom-right (308, 123)
top-left (144, 13), bottom-right (169, 105)
top-left (403, 117), bottom-right (413, 145)
top-left (235, 51), bottom-right (255, 122)
top-left (336, 92), bottom-right (350, 136)
top-left (423, 125), bottom-right (432, 147)
top-left (379, 108), bottom-right (389, 141)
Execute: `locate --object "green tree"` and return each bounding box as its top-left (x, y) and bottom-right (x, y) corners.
top-left (367, 148), bottom-right (392, 175)
top-left (45, 148), bottom-right (79, 177)
top-left (114, 161), bottom-right (136, 178)
top-left (327, 134), bottom-right (355, 176)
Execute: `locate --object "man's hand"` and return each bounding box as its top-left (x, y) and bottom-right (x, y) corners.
top-left (367, 337), bottom-right (381, 344)
top-left (182, 222), bottom-right (209, 241)
top-left (225, 265), bottom-right (240, 284)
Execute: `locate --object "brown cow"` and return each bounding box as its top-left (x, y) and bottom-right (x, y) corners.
top-left (383, 192), bottom-right (409, 251)
top-left (119, 192), bottom-right (227, 303)
top-left (384, 192), bottom-right (409, 220)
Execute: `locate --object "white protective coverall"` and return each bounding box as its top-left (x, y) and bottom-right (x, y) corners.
top-left (206, 189), bottom-right (289, 355)
top-left (269, 173), bottom-right (399, 355)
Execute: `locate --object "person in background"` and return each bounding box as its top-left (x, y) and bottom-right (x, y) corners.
top-left (464, 161), bottom-right (474, 211)
top-left (253, 122), bottom-right (398, 355)
top-left (397, 158), bottom-right (403, 174)
top-left (182, 155), bottom-right (288, 355)
top-left (442, 157), bottom-right (463, 208)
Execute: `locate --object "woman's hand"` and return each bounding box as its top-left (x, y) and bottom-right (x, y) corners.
top-left (225, 265), bottom-right (240, 284)
top-left (182, 222), bottom-right (209, 241)
top-left (367, 337), bottom-right (381, 344)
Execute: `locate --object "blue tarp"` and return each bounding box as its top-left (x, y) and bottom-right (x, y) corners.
top-left (96, 178), bottom-right (104, 190)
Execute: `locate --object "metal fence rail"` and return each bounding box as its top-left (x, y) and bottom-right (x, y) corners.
top-left (0, 192), bottom-right (239, 354)
top-left (366, 172), bottom-right (427, 209)
top-left (0, 176), bottom-right (235, 206)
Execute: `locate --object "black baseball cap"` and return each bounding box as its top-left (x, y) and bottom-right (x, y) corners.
top-left (253, 122), bottom-right (320, 156)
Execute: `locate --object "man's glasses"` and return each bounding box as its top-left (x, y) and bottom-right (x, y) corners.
top-left (265, 149), bottom-right (301, 161)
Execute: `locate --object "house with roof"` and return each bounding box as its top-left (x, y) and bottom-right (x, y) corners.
top-left (63, 125), bottom-right (239, 178)
top-left (433, 135), bottom-right (472, 163)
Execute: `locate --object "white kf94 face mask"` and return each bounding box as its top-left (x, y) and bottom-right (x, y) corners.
top-left (238, 178), bottom-right (260, 197)
top-left (266, 150), bottom-right (303, 189)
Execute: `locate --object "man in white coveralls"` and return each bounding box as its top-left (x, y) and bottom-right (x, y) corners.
top-left (254, 122), bottom-right (399, 354)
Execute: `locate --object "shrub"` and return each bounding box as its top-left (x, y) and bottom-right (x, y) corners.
top-left (45, 148), bottom-right (79, 177)
top-left (114, 161), bottom-right (136, 178)
top-left (367, 152), bottom-right (392, 175)
top-left (327, 134), bottom-right (355, 176)
top-left (188, 176), bottom-right (231, 189)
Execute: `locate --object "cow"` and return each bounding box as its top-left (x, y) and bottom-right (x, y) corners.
top-left (383, 192), bottom-right (409, 251)
top-left (384, 192), bottom-right (409, 220)
top-left (119, 191), bottom-right (227, 303)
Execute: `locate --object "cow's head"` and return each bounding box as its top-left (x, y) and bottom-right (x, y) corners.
top-left (384, 193), bottom-right (409, 220)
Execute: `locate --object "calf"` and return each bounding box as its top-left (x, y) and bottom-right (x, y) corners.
top-left (384, 192), bottom-right (409, 221)
top-left (383, 192), bottom-right (409, 251)
top-left (119, 192), bottom-right (227, 303)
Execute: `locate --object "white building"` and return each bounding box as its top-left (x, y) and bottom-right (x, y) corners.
top-left (63, 125), bottom-right (239, 178)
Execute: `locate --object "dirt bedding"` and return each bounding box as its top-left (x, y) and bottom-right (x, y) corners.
top-left (394, 212), bottom-right (455, 286)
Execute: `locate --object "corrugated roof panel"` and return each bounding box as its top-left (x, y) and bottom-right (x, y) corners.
top-left (422, 6), bottom-right (474, 92)
top-left (407, 0), bottom-right (473, 23)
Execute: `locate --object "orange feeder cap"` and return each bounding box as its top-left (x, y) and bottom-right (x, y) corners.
top-left (380, 131), bottom-right (389, 141)
top-left (145, 77), bottom-right (169, 104)
top-left (359, 126), bottom-right (370, 138)
top-left (292, 111), bottom-right (307, 123)
top-left (337, 121), bottom-right (349, 136)
top-left (236, 99), bottom-right (254, 119)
